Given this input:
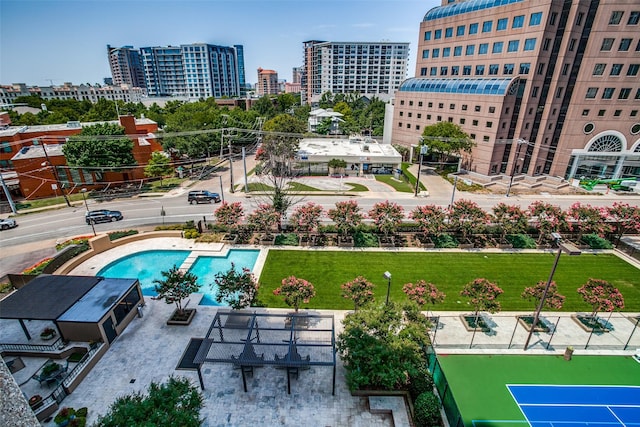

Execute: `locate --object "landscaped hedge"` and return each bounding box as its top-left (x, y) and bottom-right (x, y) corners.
top-left (506, 234), bottom-right (537, 249)
top-left (581, 234), bottom-right (613, 249)
top-left (413, 392), bottom-right (443, 427)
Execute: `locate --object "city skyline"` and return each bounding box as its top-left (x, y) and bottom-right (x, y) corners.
top-left (0, 0), bottom-right (438, 87)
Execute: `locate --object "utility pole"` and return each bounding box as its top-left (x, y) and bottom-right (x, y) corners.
top-left (42, 144), bottom-right (71, 207)
top-left (414, 143), bottom-right (428, 197)
top-left (506, 139), bottom-right (527, 197)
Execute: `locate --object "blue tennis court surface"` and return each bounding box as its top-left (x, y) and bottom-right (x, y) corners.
top-left (507, 385), bottom-right (640, 427)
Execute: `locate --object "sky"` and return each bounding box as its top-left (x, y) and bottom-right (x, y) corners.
top-left (0, 0), bottom-right (441, 87)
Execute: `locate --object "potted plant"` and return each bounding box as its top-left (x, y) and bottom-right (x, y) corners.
top-left (153, 265), bottom-right (200, 325)
top-left (54, 407), bottom-right (76, 427)
top-left (41, 361), bottom-right (62, 377)
top-left (29, 395), bottom-right (43, 410)
top-left (40, 327), bottom-right (56, 340)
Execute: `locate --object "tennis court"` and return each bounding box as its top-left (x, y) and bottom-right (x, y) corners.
top-left (508, 385), bottom-right (640, 427)
top-left (432, 354), bottom-right (640, 427)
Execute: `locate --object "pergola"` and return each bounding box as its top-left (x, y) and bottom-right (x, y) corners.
top-left (183, 310), bottom-right (336, 394)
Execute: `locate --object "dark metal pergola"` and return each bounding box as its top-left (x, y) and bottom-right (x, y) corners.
top-left (188, 310), bottom-right (336, 394)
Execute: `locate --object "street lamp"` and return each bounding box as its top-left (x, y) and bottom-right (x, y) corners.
top-left (81, 188), bottom-right (96, 236)
top-left (414, 143), bottom-right (428, 197)
top-left (523, 233), bottom-right (581, 350)
top-left (506, 139), bottom-right (528, 197)
top-left (383, 271), bottom-right (392, 305)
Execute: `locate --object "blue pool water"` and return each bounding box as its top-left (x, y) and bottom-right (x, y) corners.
top-left (97, 249), bottom-right (260, 306)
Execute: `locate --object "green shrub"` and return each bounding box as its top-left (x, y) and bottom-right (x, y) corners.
top-left (154, 224), bottom-right (184, 231)
top-left (68, 349), bottom-right (88, 362)
top-left (275, 233), bottom-right (299, 246)
top-left (76, 407), bottom-right (88, 417)
top-left (318, 224), bottom-right (337, 234)
top-left (183, 229), bottom-right (200, 239)
top-left (413, 392), bottom-right (442, 427)
top-left (56, 237), bottom-right (90, 251)
top-left (0, 282), bottom-right (13, 293)
top-left (506, 233), bottom-right (537, 249)
top-left (108, 230), bottom-right (139, 241)
top-left (432, 234), bottom-right (458, 248)
top-left (354, 231), bottom-right (379, 247)
top-left (581, 234), bottom-right (613, 249)
top-left (408, 367), bottom-right (435, 401)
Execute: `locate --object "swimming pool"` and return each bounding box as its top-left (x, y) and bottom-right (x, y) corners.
top-left (97, 249), bottom-right (260, 306)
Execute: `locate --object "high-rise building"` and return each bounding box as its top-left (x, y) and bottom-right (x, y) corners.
top-left (111, 43), bottom-right (244, 99)
top-left (107, 45), bottom-right (146, 88)
top-left (292, 66), bottom-right (303, 84)
top-left (257, 68), bottom-right (279, 95)
top-left (234, 44), bottom-right (248, 93)
top-left (392, 0), bottom-right (640, 181)
top-left (301, 40), bottom-right (410, 106)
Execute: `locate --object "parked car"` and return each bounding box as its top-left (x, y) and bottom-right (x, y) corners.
top-left (188, 190), bottom-right (221, 204)
top-left (0, 218), bottom-right (17, 230)
top-left (85, 210), bottom-right (123, 224)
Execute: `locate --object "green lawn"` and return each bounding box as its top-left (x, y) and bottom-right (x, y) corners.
top-left (374, 175), bottom-right (414, 192)
top-left (437, 354), bottom-right (640, 426)
top-left (257, 251), bottom-right (640, 311)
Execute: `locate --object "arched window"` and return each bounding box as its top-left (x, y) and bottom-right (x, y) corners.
top-left (587, 134), bottom-right (623, 152)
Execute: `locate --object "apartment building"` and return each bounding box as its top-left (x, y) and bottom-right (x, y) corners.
top-left (392, 0), bottom-right (640, 181)
top-left (0, 83), bottom-right (146, 106)
top-left (301, 40), bottom-right (410, 106)
top-left (257, 68), bottom-right (279, 95)
top-left (107, 45), bottom-right (146, 88)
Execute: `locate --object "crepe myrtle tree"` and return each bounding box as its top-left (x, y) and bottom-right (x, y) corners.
top-left (409, 205), bottom-right (448, 237)
top-left (448, 199), bottom-right (490, 241)
top-left (492, 203), bottom-right (529, 240)
top-left (567, 202), bottom-right (611, 241)
top-left (528, 201), bottom-right (568, 244)
top-left (247, 203), bottom-right (281, 237)
top-left (368, 200), bottom-right (404, 238)
top-left (327, 200), bottom-right (364, 239)
top-left (153, 266), bottom-right (200, 316)
top-left (521, 281), bottom-right (565, 328)
top-left (606, 202), bottom-right (640, 247)
top-left (577, 278), bottom-right (625, 320)
top-left (402, 280), bottom-right (446, 314)
top-left (460, 278), bottom-right (503, 327)
top-left (273, 276), bottom-right (316, 312)
top-left (289, 202), bottom-right (324, 239)
top-left (214, 201), bottom-right (244, 234)
top-left (341, 276), bottom-right (376, 311)
top-left (214, 262), bottom-right (259, 309)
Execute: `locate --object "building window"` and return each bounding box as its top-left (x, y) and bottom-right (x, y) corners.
top-left (550, 12), bottom-right (557, 25)
top-left (427, 114), bottom-right (431, 119)
top-left (601, 38), bottom-right (614, 51)
top-left (437, 116), bottom-right (442, 121)
top-left (457, 25), bottom-right (465, 36)
top-left (417, 113), bottom-right (421, 118)
top-left (562, 63), bottom-right (570, 75)
top-left (593, 63), bottom-right (606, 75)
top-left (628, 64), bottom-right (640, 76)
top-left (492, 42), bottom-right (504, 53)
top-left (434, 29), bottom-right (442, 39)
top-left (609, 11), bottom-right (624, 25)
top-left (586, 87), bottom-right (598, 98)
top-left (610, 64), bottom-right (623, 76)
top-left (472, 120), bottom-right (479, 126)
top-left (460, 118), bottom-right (466, 124)
top-left (450, 104), bottom-right (455, 110)
top-left (582, 109), bottom-right (590, 116)
top-left (422, 49), bottom-right (429, 59)
top-left (398, 122), bottom-right (402, 127)
top-left (462, 104), bottom-right (468, 111)
top-left (556, 87), bottom-right (563, 98)
top-left (409, 101), bottom-right (414, 106)
top-left (428, 102), bottom-right (433, 107)
top-left (483, 136), bottom-right (490, 142)
top-left (598, 110), bottom-right (606, 116)
top-left (430, 67), bottom-right (437, 76)
top-left (432, 48), bottom-right (440, 58)
top-left (513, 15), bottom-right (524, 28)
top-left (543, 38), bottom-right (551, 51)
top-left (475, 105), bottom-right (481, 112)
top-left (443, 47), bottom-right (451, 57)
top-left (418, 102), bottom-right (423, 107)
top-left (420, 67), bottom-right (428, 76)
top-left (537, 63), bottom-right (545, 75)
top-left (469, 22), bottom-right (478, 34)
top-left (530, 12), bottom-right (542, 26)
top-left (508, 40), bottom-right (519, 52)
top-left (576, 12), bottom-right (584, 25)
top-left (470, 133), bottom-right (476, 140)
top-left (479, 43), bottom-right (489, 54)
top-left (400, 100), bottom-right (405, 105)
top-left (519, 63), bottom-right (530, 74)
top-left (438, 103), bottom-right (444, 109)
top-left (440, 66), bottom-right (448, 75)
top-left (619, 38), bottom-right (632, 51)
top-left (399, 111), bottom-right (404, 117)
top-left (445, 27), bottom-right (453, 38)
top-left (1, 142), bottom-right (11, 153)
top-left (415, 125), bottom-right (420, 131)
top-left (451, 66), bottom-right (460, 75)
top-left (424, 31), bottom-right (432, 41)
top-left (504, 63), bottom-right (515, 74)
top-left (523, 38), bottom-right (536, 51)
top-left (614, 110), bottom-right (622, 117)
top-left (489, 106), bottom-right (496, 113)
top-left (637, 40), bottom-right (640, 51)
top-left (631, 110), bottom-right (638, 117)
top-left (454, 46), bottom-right (462, 56)
top-left (619, 88), bottom-right (631, 99)
top-left (482, 20), bottom-right (493, 33)
top-left (497, 18), bottom-right (508, 30)
top-left (602, 88), bottom-right (615, 99)
top-left (476, 65), bottom-right (485, 75)
top-left (568, 38), bottom-right (577, 51)
top-left (407, 123), bottom-right (411, 128)
top-left (489, 64), bottom-right (499, 75)
top-left (465, 45), bottom-right (475, 55)
top-left (463, 65), bottom-right (472, 75)
top-left (628, 11), bottom-right (640, 25)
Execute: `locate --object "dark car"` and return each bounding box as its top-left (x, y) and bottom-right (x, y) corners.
top-left (85, 209), bottom-right (123, 224)
top-left (188, 190), bottom-right (221, 204)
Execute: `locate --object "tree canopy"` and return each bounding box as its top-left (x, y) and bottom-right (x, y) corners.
top-left (63, 123), bottom-right (136, 169)
top-left (421, 122), bottom-right (474, 166)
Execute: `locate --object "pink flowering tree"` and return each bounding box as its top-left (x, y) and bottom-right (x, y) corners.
top-left (492, 203), bottom-right (529, 239)
top-left (368, 200), bottom-right (405, 238)
top-left (521, 280), bottom-right (565, 313)
top-left (448, 199), bottom-right (490, 240)
top-left (327, 200), bottom-right (364, 238)
top-left (273, 276), bottom-right (316, 312)
top-left (577, 278), bottom-right (625, 320)
top-left (341, 276), bottom-right (376, 311)
top-left (214, 262), bottom-right (260, 309)
top-left (410, 205), bottom-right (448, 237)
top-left (247, 203), bottom-right (281, 237)
top-left (214, 201), bottom-right (244, 234)
top-left (460, 278), bottom-right (504, 325)
top-left (289, 202), bottom-right (324, 239)
top-left (567, 202), bottom-right (611, 241)
top-left (527, 201), bottom-right (568, 244)
top-left (606, 202), bottom-right (640, 246)
top-left (402, 280), bottom-right (446, 314)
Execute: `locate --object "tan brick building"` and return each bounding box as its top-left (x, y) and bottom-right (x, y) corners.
top-left (392, 0), bottom-right (639, 181)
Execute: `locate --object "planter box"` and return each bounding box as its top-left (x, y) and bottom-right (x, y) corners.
top-left (458, 242), bottom-right (474, 249)
top-left (459, 314), bottom-right (490, 332)
top-left (378, 236), bottom-right (395, 247)
top-left (167, 308), bottom-right (197, 326)
top-left (259, 234), bottom-right (276, 245)
top-left (571, 314), bottom-right (610, 333)
top-left (338, 236), bottom-right (354, 247)
top-left (222, 234), bottom-right (238, 245)
top-left (517, 315), bottom-right (550, 332)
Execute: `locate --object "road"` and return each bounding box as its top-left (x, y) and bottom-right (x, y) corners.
top-left (0, 157), bottom-right (638, 277)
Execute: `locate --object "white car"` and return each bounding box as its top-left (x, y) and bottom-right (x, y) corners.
top-left (0, 218), bottom-right (17, 230)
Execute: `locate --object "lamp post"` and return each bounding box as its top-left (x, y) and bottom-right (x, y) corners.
top-left (523, 233), bottom-right (581, 350)
top-left (414, 143), bottom-right (428, 197)
top-left (506, 139), bottom-right (528, 197)
top-left (383, 271), bottom-right (392, 305)
top-left (81, 188), bottom-right (96, 236)
top-left (42, 145), bottom-right (71, 207)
